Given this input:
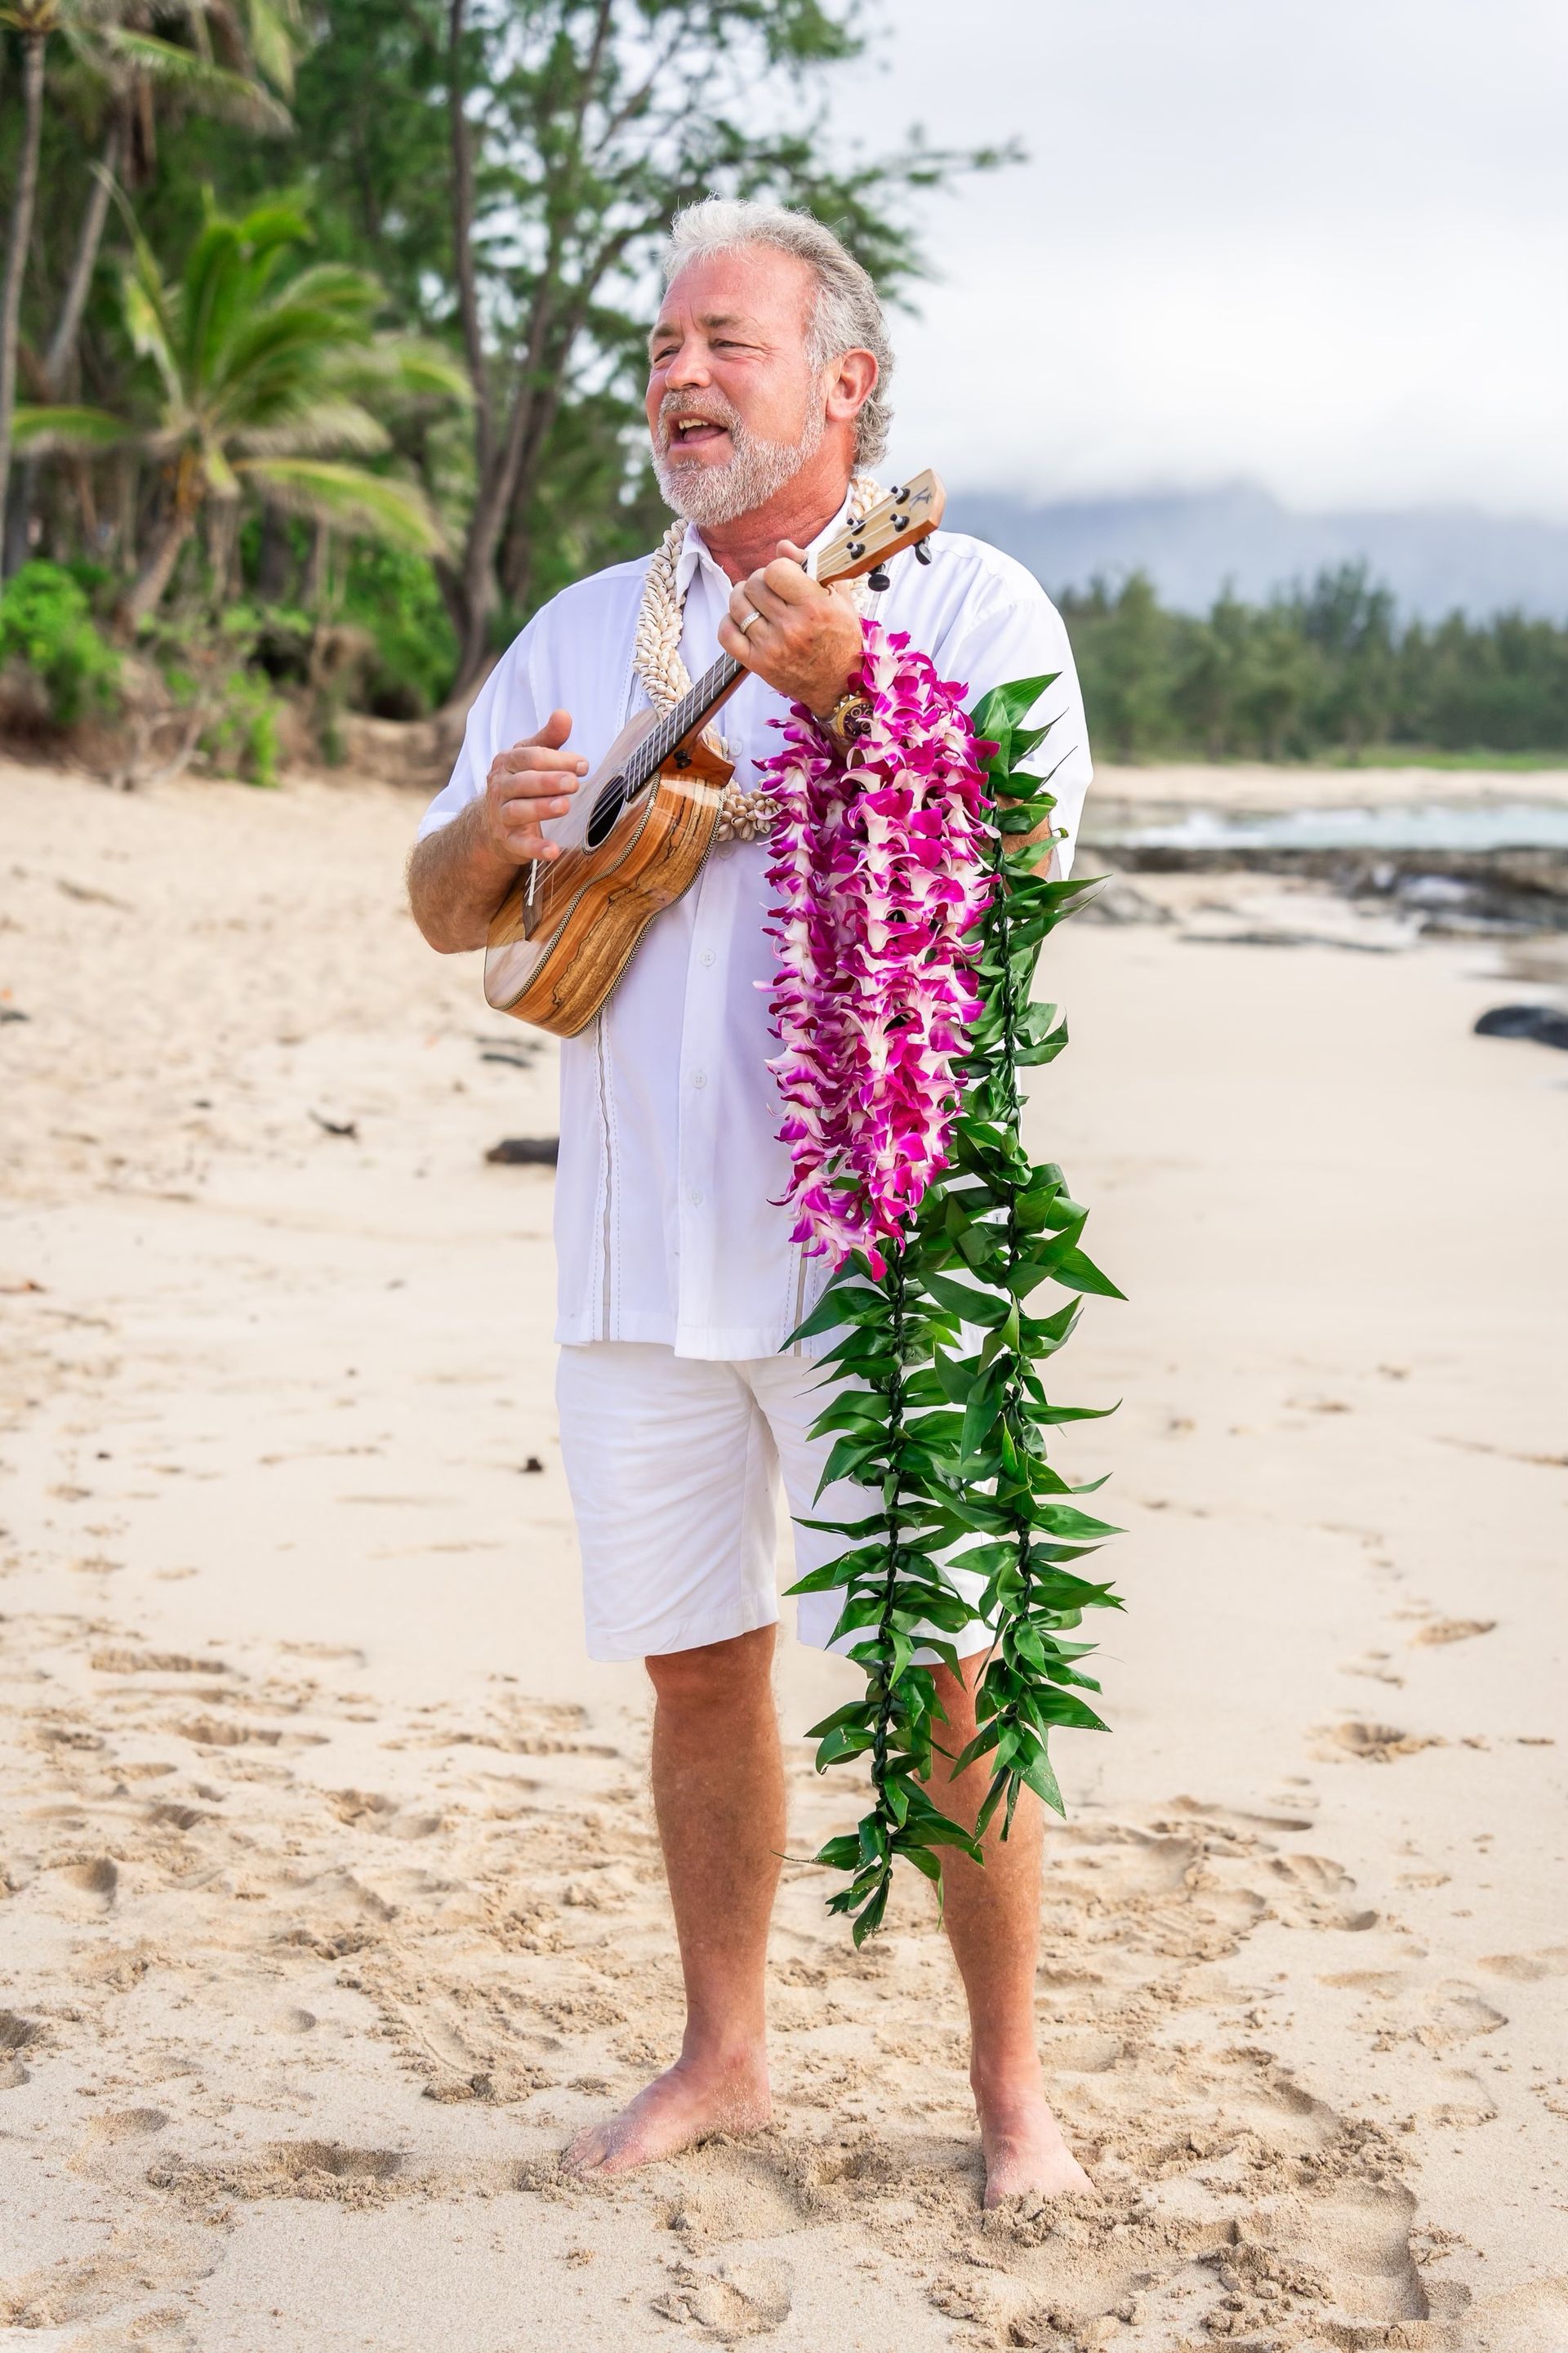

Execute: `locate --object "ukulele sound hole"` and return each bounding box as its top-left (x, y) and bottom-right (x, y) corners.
top-left (585, 774), bottom-right (630, 849)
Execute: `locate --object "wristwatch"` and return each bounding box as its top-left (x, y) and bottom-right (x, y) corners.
top-left (821, 686), bottom-right (875, 750)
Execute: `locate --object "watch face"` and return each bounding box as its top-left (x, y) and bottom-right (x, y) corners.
top-left (842, 704), bottom-right (873, 741)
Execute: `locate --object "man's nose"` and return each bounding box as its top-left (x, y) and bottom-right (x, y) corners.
top-left (662, 335), bottom-right (711, 388)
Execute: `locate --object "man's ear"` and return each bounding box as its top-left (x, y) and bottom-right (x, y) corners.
top-left (825, 347), bottom-right (878, 427)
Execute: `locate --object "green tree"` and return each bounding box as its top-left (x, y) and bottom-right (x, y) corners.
top-left (1062, 571), bottom-right (1179, 760)
top-left (1171, 586), bottom-right (1251, 759)
top-left (1293, 563), bottom-right (1397, 751)
top-left (274, 0), bottom-right (1009, 692)
top-left (1, 0), bottom-right (297, 544)
top-left (16, 197), bottom-right (467, 621)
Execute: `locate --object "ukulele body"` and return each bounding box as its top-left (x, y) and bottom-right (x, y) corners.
top-left (483, 706), bottom-right (734, 1038)
top-left (480, 470), bottom-right (945, 1040)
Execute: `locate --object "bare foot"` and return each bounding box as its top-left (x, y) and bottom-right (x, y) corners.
top-left (974, 2068), bottom-right (1094, 2208)
top-left (563, 2049), bottom-right (772, 2179)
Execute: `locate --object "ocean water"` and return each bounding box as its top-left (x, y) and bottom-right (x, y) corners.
top-left (1094, 801), bottom-right (1568, 854)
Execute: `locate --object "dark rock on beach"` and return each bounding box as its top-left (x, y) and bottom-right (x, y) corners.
top-left (1474, 1004), bottom-right (1568, 1050)
top-left (485, 1136), bottom-right (560, 1165)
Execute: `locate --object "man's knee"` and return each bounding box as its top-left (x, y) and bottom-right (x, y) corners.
top-left (933, 1647), bottom-right (990, 1739)
top-left (646, 1624), bottom-right (774, 1713)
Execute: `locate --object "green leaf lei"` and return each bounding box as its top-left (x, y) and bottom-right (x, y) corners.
top-left (785, 675), bottom-right (1125, 1945)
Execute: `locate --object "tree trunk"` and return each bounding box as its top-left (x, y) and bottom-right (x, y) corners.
top-left (448, 299), bottom-right (575, 698)
top-left (255, 503), bottom-right (291, 601)
top-left (447, 0), bottom-right (492, 484)
top-left (0, 32), bottom-right (47, 568)
top-left (123, 508), bottom-right (196, 626)
top-left (46, 117), bottom-right (124, 394)
top-left (304, 520), bottom-right (331, 606)
top-left (451, 475), bottom-right (509, 693)
top-left (2, 119), bottom-right (128, 578)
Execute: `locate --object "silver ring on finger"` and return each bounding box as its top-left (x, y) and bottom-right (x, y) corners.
top-left (736, 602), bottom-right (763, 636)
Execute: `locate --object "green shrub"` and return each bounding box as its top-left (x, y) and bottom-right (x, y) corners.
top-left (200, 665), bottom-right (282, 788)
top-left (0, 561), bottom-right (122, 726)
top-left (138, 608), bottom-right (282, 787)
top-left (339, 544), bottom-right (457, 716)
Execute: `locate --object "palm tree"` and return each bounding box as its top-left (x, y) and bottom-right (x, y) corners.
top-left (16, 198), bottom-right (468, 621)
top-left (0, 4), bottom-right (56, 523)
top-left (1, 0), bottom-right (304, 562)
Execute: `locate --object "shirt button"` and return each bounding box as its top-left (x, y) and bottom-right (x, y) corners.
top-left (689, 1187), bottom-right (704, 1206)
top-left (699, 949), bottom-right (715, 968)
top-left (691, 1069), bottom-right (707, 1089)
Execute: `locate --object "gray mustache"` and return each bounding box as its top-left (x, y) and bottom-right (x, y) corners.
top-left (658, 395), bottom-right (741, 448)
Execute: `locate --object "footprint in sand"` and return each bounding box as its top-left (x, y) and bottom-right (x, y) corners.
top-left (1322, 1720), bottom-right (1443, 1763)
top-left (1410, 1617), bottom-right (1496, 1647)
top-left (172, 1717), bottom-right (282, 1748)
top-left (51, 1855), bottom-right (118, 1910)
top-left (1227, 2179), bottom-right (1432, 2337)
top-left (1418, 1982), bottom-right (1508, 2048)
top-left (327, 1786), bottom-right (396, 1825)
top-left (90, 1647), bottom-right (230, 1676)
top-left (0, 2010), bottom-right (41, 2088)
top-left (149, 2140), bottom-right (407, 2204)
top-left (68, 2107), bottom-right (171, 2179)
top-left (1267, 1852), bottom-right (1352, 1893)
top-left (1423, 2070), bottom-right (1499, 2127)
top-left (1343, 1652), bottom-right (1405, 1687)
top-left (666, 2146), bottom-right (810, 2243)
top-left (1478, 1947), bottom-right (1568, 1982)
top-left (1266, 1852), bottom-right (1379, 1930)
top-left (654, 2257), bottom-right (793, 2338)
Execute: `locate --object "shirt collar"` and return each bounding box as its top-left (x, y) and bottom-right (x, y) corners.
top-left (673, 484), bottom-right (859, 602)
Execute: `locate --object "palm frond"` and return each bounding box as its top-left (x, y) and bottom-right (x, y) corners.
top-left (180, 215), bottom-right (246, 392)
top-left (232, 398), bottom-right (390, 457)
top-left (328, 336), bottom-right (473, 409)
top-left (209, 288), bottom-right (381, 414)
top-left (238, 460), bottom-right (444, 554)
top-left (122, 261), bottom-right (185, 417)
top-left (203, 441), bottom-right (241, 498)
top-left (99, 28), bottom-right (292, 131)
top-left (238, 0), bottom-right (303, 94)
top-left (261, 261), bottom-right (382, 317)
top-left (229, 200), bottom-right (315, 256)
top-left (11, 403), bottom-right (136, 453)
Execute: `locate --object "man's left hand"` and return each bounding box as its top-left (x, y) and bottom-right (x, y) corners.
top-left (716, 539), bottom-right (864, 719)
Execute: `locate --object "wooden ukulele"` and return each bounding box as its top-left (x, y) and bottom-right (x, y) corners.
top-left (483, 470), bottom-right (946, 1036)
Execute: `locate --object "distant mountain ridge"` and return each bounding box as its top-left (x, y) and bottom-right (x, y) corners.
top-left (947, 481), bottom-right (1568, 623)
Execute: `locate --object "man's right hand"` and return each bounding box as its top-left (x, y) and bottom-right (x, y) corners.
top-left (483, 708), bottom-right (588, 865)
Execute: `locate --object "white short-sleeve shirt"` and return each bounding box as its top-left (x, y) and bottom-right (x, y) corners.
top-left (419, 500), bottom-right (1094, 1360)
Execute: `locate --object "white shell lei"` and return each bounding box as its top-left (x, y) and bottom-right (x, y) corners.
top-left (632, 476), bottom-right (883, 843)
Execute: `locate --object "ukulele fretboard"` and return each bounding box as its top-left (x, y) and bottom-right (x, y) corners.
top-left (625, 653), bottom-right (743, 789)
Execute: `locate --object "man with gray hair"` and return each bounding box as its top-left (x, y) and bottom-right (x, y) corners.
top-left (409, 198), bottom-right (1094, 2207)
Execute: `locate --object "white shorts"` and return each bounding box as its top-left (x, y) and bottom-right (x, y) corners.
top-left (555, 1341), bottom-right (990, 1664)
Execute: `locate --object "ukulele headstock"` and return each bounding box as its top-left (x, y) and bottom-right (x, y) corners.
top-left (816, 469), bottom-right (945, 586)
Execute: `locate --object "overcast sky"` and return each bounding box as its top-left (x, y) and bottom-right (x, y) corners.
top-left (849, 0), bottom-right (1567, 519)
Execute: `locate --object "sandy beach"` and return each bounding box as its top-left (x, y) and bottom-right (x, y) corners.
top-left (2, 752), bottom-right (1565, 2352)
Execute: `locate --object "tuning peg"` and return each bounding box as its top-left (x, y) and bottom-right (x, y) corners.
top-left (867, 565), bottom-right (891, 591)
top-left (914, 538), bottom-right (933, 565)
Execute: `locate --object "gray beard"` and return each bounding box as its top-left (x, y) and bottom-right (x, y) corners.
top-left (653, 403), bottom-right (825, 528)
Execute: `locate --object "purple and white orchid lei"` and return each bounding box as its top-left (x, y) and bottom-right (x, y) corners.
top-left (759, 622), bottom-right (996, 1274)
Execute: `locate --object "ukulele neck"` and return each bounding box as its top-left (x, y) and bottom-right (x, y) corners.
top-left (626, 652), bottom-right (745, 787)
